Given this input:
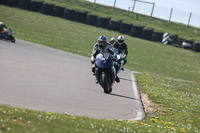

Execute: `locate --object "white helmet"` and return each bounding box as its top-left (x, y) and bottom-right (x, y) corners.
top-left (117, 35), bottom-right (125, 45)
top-left (111, 37), bottom-right (116, 42)
top-left (0, 22), bottom-right (4, 25)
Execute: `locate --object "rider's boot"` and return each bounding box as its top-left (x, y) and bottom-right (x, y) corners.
top-left (115, 75), bottom-right (120, 83)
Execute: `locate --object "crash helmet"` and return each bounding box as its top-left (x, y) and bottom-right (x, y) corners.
top-left (111, 37), bottom-right (116, 42)
top-left (98, 35), bottom-right (107, 47)
top-left (117, 35), bottom-right (125, 45)
top-left (0, 22), bottom-right (4, 26)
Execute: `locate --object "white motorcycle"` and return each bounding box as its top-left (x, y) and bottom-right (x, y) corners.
top-left (114, 49), bottom-right (126, 74)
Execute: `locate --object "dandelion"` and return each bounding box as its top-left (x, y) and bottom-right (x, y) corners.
top-left (155, 117), bottom-right (160, 119)
top-left (28, 121), bottom-right (31, 124)
top-left (181, 130), bottom-right (186, 132)
top-left (7, 127), bottom-right (11, 131)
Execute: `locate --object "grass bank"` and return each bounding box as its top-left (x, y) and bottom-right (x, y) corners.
top-left (35, 0), bottom-right (200, 41)
top-left (0, 5), bottom-right (199, 132)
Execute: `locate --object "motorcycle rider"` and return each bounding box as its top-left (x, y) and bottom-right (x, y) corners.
top-left (109, 37), bottom-right (116, 45)
top-left (112, 35), bottom-right (128, 82)
top-left (0, 22), bottom-right (7, 39)
top-left (91, 35), bottom-right (120, 83)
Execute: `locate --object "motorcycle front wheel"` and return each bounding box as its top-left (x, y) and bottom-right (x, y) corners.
top-left (102, 73), bottom-right (111, 94)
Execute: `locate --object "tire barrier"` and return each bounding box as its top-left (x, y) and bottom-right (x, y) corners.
top-left (97, 17), bottom-right (110, 28)
top-left (119, 23), bottom-right (132, 34)
top-left (30, 1), bottom-right (43, 12)
top-left (63, 9), bottom-right (76, 20)
top-left (0, 0), bottom-right (7, 5)
top-left (40, 3), bottom-right (54, 15)
top-left (182, 40), bottom-right (194, 50)
top-left (193, 43), bottom-right (200, 52)
top-left (108, 20), bottom-right (122, 31)
top-left (142, 28), bottom-right (154, 41)
top-left (86, 14), bottom-right (98, 26)
top-left (168, 34), bottom-right (178, 45)
top-left (173, 38), bottom-right (185, 47)
top-left (6, 0), bottom-right (19, 7)
top-left (152, 31), bottom-right (164, 42)
top-left (52, 6), bottom-right (65, 17)
top-left (74, 11), bottom-right (88, 23)
top-left (129, 25), bottom-right (144, 38)
top-left (18, 0), bottom-right (31, 10)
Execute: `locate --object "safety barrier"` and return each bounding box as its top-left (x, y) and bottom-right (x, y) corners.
top-left (18, 0), bottom-right (31, 10)
top-left (40, 3), bottom-right (54, 15)
top-left (152, 31), bottom-right (163, 42)
top-left (193, 43), bottom-right (200, 52)
top-left (0, 0), bottom-right (199, 53)
top-left (142, 28), bottom-right (154, 41)
top-left (119, 23), bottom-right (132, 34)
top-left (108, 20), bottom-right (122, 31)
top-left (129, 25), bottom-right (144, 38)
top-left (97, 17), bottom-right (110, 28)
top-left (74, 11), bottom-right (88, 23)
top-left (182, 40), bottom-right (194, 50)
top-left (52, 6), bottom-right (65, 17)
top-left (63, 9), bottom-right (76, 20)
top-left (5, 0), bottom-right (19, 7)
top-left (30, 1), bottom-right (43, 12)
top-left (86, 14), bottom-right (98, 26)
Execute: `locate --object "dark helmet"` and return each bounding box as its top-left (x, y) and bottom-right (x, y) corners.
top-left (98, 35), bottom-right (107, 47)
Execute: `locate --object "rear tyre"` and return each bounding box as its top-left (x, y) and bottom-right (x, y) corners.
top-left (102, 73), bottom-right (111, 94)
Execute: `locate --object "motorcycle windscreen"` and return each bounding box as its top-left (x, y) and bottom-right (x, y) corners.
top-left (96, 58), bottom-right (113, 68)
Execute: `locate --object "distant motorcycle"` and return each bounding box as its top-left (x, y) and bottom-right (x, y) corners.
top-left (1, 27), bottom-right (15, 43)
top-left (94, 52), bottom-right (115, 94)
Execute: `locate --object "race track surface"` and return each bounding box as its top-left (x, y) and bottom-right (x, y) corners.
top-left (0, 39), bottom-right (145, 120)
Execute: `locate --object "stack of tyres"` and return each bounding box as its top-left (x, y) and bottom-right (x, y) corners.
top-left (193, 42), bottom-right (200, 52)
top-left (97, 17), bottom-right (110, 28)
top-left (40, 3), bottom-right (54, 15)
top-left (108, 20), bottom-right (122, 31)
top-left (18, 0), bottom-right (31, 10)
top-left (129, 25), bottom-right (144, 38)
top-left (119, 23), bottom-right (132, 34)
top-left (182, 40), bottom-right (194, 50)
top-left (174, 38), bottom-right (185, 47)
top-left (63, 9), bottom-right (76, 20)
top-left (5, 0), bottom-right (19, 7)
top-left (152, 31), bottom-right (164, 42)
top-left (86, 14), bottom-right (98, 26)
top-left (30, 1), bottom-right (43, 12)
top-left (52, 6), bottom-right (65, 17)
top-left (142, 28), bottom-right (154, 41)
top-left (74, 11), bottom-right (88, 23)
top-left (0, 0), bottom-right (7, 5)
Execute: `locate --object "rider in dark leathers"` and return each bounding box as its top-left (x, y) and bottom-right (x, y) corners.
top-left (91, 35), bottom-right (120, 83)
top-left (0, 22), bottom-right (8, 39)
top-left (112, 35), bottom-right (128, 82)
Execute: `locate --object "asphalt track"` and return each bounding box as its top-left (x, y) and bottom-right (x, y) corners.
top-left (0, 39), bottom-right (145, 120)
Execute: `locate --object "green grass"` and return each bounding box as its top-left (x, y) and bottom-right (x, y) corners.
top-left (34, 0), bottom-right (200, 41)
top-left (0, 5), bottom-right (200, 132)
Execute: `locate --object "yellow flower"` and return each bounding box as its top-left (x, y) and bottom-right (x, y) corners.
top-left (10, 112), bottom-right (14, 115)
top-left (155, 117), bottom-right (160, 119)
top-left (181, 130), bottom-right (186, 132)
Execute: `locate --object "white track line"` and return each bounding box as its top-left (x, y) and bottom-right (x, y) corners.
top-left (130, 71), bottom-right (145, 121)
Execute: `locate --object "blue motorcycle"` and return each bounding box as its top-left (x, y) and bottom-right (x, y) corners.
top-left (95, 52), bottom-right (115, 94)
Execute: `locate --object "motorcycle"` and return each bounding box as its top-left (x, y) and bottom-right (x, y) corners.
top-left (94, 52), bottom-right (115, 94)
top-left (114, 49), bottom-right (126, 74)
top-left (1, 27), bottom-right (15, 43)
